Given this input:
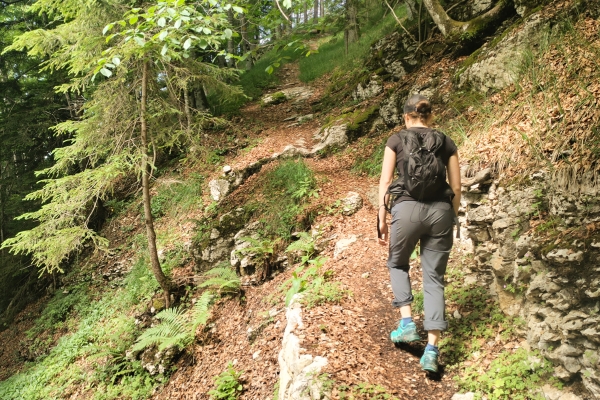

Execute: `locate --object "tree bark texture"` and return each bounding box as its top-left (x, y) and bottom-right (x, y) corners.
top-left (345, 0), bottom-right (360, 47)
top-left (422, 0), bottom-right (511, 40)
top-left (140, 61), bottom-right (172, 308)
top-left (320, 0), bottom-right (324, 20)
top-left (313, 0), bottom-right (319, 24)
top-left (304, 2), bottom-right (308, 23)
top-left (226, 9), bottom-right (235, 67)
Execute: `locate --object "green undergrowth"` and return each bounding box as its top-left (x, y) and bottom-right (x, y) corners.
top-left (298, 6), bottom-right (405, 82)
top-left (236, 45), bottom-right (304, 101)
top-left (150, 173), bottom-right (204, 218)
top-left (209, 362), bottom-right (244, 400)
top-left (442, 260), bottom-right (524, 366)
top-left (314, 374), bottom-right (399, 400)
top-left (457, 348), bottom-right (554, 400)
top-left (250, 159), bottom-right (319, 240)
top-left (0, 257), bottom-right (160, 400)
top-left (0, 164), bottom-right (238, 399)
top-left (439, 255), bottom-right (559, 399)
top-left (352, 135), bottom-right (387, 177)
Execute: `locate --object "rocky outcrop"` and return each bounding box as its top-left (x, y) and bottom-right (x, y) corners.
top-left (463, 174), bottom-right (600, 398)
top-left (208, 160), bottom-right (272, 202)
top-left (278, 295), bottom-right (329, 400)
top-left (371, 31), bottom-right (420, 80)
top-left (352, 75), bottom-right (383, 102)
top-left (458, 12), bottom-right (551, 92)
top-left (192, 208), bottom-right (250, 271)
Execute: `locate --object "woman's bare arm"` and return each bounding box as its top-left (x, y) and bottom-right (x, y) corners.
top-left (378, 147), bottom-right (397, 243)
top-left (447, 153), bottom-right (461, 214)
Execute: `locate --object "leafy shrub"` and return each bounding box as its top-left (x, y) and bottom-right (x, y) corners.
top-left (209, 363), bottom-right (243, 400)
top-left (442, 267), bottom-right (523, 365)
top-left (285, 231), bottom-right (318, 265)
top-left (302, 280), bottom-right (348, 309)
top-left (298, 6), bottom-right (404, 82)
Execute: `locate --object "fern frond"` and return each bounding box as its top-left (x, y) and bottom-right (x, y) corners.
top-left (200, 267), bottom-right (241, 294)
top-left (132, 307), bottom-right (193, 352)
top-left (203, 267), bottom-right (238, 279)
top-left (192, 291), bottom-right (214, 330)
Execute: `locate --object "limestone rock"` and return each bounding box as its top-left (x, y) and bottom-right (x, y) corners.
top-left (495, 279), bottom-right (524, 316)
top-left (209, 179), bottom-right (231, 201)
top-left (467, 205), bottom-right (494, 224)
top-left (311, 125), bottom-right (348, 154)
top-left (459, 13), bottom-right (550, 92)
top-left (334, 235), bottom-right (357, 259)
top-left (371, 31), bottom-right (419, 80)
top-left (340, 192), bottom-right (363, 216)
top-left (133, 345), bottom-right (178, 376)
top-left (379, 91), bottom-right (403, 126)
top-left (278, 295), bottom-right (329, 400)
top-left (297, 114), bottom-right (314, 123)
top-left (581, 368), bottom-right (600, 398)
top-left (451, 393), bottom-right (475, 400)
top-left (541, 384), bottom-right (583, 400)
top-left (262, 87), bottom-right (314, 106)
top-left (279, 144), bottom-right (311, 158)
top-left (230, 221), bottom-right (262, 276)
top-left (546, 249), bottom-right (584, 264)
top-left (352, 76), bottom-right (383, 102)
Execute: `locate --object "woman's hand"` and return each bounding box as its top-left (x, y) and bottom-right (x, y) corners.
top-left (378, 211), bottom-right (388, 245)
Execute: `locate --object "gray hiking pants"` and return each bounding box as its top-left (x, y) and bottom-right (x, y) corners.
top-left (387, 200), bottom-right (454, 331)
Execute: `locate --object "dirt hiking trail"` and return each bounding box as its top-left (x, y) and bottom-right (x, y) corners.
top-left (154, 63), bottom-right (463, 399)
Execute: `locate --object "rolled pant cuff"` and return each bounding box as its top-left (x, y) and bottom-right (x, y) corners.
top-left (391, 297), bottom-right (413, 308)
top-left (423, 320), bottom-right (448, 331)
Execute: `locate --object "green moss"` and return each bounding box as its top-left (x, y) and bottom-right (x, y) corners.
top-left (347, 105), bottom-right (380, 134)
top-left (271, 91), bottom-right (287, 104)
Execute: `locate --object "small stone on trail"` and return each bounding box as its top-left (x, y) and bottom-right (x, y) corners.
top-left (362, 272), bottom-right (370, 279)
top-left (451, 393), bottom-right (475, 400)
top-left (223, 165), bottom-right (232, 174)
top-left (453, 310), bottom-right (462, 319)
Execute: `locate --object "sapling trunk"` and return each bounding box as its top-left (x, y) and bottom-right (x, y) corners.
top-left (140, 60), bottom-right (172, 308)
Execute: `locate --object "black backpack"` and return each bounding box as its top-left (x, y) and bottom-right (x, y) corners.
top-left (384, 128), bottom-right (453, 212)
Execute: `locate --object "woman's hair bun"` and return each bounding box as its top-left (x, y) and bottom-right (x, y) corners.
top-left (415, 100), bottom-right (431, 115)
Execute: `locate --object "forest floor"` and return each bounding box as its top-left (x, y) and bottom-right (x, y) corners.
top-left (152, 62), bottom-right (475, 400)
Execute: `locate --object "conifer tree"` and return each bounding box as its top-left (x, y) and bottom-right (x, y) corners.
top-left (1, 0), bottom-right (242, 307)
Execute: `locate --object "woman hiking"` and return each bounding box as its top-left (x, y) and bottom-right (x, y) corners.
top-left (377, 94), bottom-right (462, 373)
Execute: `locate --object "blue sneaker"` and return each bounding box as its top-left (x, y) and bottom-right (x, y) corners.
top-left (420, 349), bottom-right (439, 373)
top-left (390, 321), bottom-right (421, 343)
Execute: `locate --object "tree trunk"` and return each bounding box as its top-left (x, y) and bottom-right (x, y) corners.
top-left (226, 9), bottom-right (235, 67)
top-left (422, 0), bottom-right (511, 41)
top-left (320, 0), bottom-right (324, 20)
top-left (183, 88), bottom-right (192, 131)
top-left (245, 18), bottom-right (256, 71)
top-left (344, 0), bottom-right (360, 50)
top-left (313, 0), bottom-right (319, 24)
top-left (304, 2), bottom-right (308, 23)
top-left (140, 60), bottom-right (171, 308)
